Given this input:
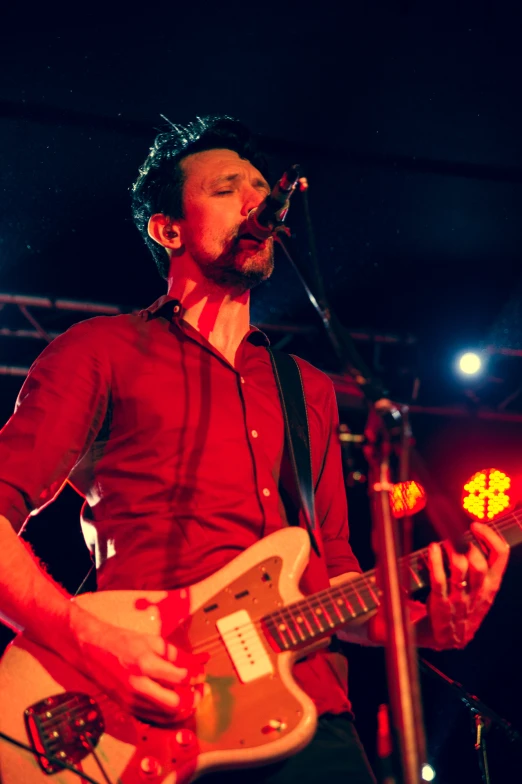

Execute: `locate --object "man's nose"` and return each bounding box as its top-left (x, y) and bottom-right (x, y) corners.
top-left (240, 186), bottom-right (267, 217)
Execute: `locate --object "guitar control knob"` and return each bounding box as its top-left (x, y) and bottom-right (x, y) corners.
top-left (140, 756), bottom-right (163, 776)
top-left (175, 729), bottom-right (196, 746)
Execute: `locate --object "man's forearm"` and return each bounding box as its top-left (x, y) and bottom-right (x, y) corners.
top-left (0, 515), bottom-right (99, 667)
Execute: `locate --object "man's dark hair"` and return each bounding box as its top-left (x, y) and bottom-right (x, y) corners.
top-left (131, 115), bottom-right (270, 278)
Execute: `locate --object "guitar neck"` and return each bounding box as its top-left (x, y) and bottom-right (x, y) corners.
top-left (263, 508), bottom-right (522, 651)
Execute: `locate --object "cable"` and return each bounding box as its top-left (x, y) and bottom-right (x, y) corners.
top-left (0, 729), bottom-right (102, 784)
top-left (81, 733), bottom-right (114, 784)
top-left (74, 562), bottom-right (95, 596)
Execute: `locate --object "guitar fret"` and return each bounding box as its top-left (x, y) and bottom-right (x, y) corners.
top-left (331, 598), bottom-right (345, 623)
top-left (407, 563), bottom-right (423, 588)
top-left (264, 616), bottom-right (291, 649)
top-left (316, 598), bottom-right (335, 628)
top-left (326, 595), bottom-right (342, 626)
top-left (310, 605), bottom-right (326, 633)
top-left (278, 619), bottom-right (294, 649)
top-left (363, 575), bottom-right (381, 606)
top-left (338, 591), bottom-right (357, 618)
top-left (350, 583), bottom-right (368, 613)
top-left (293, 614), bottom-right (307, 641)
top-left (296, 605), bottom-right (321, 637)
top-left (413, 552), bottom-right (430, 589)
top-left (279, 617), bottom-right (298, 646)
top-left (290, 610), bottom-right (309, 643)
top-left (300, 611), bottom-right (315, 638)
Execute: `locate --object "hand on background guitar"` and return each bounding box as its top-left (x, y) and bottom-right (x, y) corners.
top-left (424, 521), bottom-right (509, 649)
top-left (368, 522), bottom-right (509, 649)
top-left (68, 605), bottom-right (209, 725)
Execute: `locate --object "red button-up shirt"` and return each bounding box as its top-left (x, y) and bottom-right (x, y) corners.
top-left (0, 295), bottom-right (361, 715)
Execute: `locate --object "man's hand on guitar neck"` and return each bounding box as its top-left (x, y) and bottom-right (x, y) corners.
top-left (333, 521), bottom-right (509, 650)
top-left (68, 604), bottom-right (209, 725)
top-left (415, 521), bottom-right (509, 650)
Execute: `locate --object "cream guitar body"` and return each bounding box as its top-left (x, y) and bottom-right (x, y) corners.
top-left (0, 528), bottom-right (330, 784)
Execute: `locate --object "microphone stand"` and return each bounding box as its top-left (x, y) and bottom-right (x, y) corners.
top-left (418, 657), bottom-right (521, 783)
top-left (275, 187), bottom-right (427, 783)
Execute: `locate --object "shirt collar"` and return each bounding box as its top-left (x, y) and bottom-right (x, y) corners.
top-left (140, 294), bottom-right (182, 321)
top-left (140, 294), bottom-right (270, 346)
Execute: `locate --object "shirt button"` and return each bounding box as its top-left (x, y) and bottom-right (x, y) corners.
top-left (251, 429), bottom-right (258, 438)
top-left (262, 488), bottom-right (271, 497)
top-left (240, 376), bottom-right (245, 384)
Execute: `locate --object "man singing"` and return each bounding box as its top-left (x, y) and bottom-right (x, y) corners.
top-left (0, 116), bottom-right (509, 783)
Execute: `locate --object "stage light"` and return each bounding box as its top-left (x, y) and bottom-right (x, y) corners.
top-left (457, 351), bottom-right (482, 375)
top-left (462, 468), bottom-right (513, 521)
top-left (421, 763), bottom-right (436, 781)
top-left (390, 481), bottom-right (427, 518)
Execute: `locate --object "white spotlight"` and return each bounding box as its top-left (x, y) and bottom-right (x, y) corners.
top-left (421, 763), bottom-right (436, 781)
top-left (458, 351), bottom-right (482, 376)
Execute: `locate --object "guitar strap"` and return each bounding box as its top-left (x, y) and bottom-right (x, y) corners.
top-left (268, 348), bottom-right (320, 557)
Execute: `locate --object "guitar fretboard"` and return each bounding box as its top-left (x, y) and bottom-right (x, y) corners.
top-left (262, 508), bottom-right (522, 651)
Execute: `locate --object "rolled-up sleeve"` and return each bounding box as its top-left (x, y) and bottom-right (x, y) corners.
top-left (315, 380), bottom-right (362, 578)
top-left (0, 318), bottom-right (110, 531)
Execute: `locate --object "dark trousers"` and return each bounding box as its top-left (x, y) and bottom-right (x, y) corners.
top-left (198, 712), bottom-right (377, 783)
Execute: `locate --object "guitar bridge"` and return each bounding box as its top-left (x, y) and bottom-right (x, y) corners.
top-left (24, 691), bottom-right (104, 774)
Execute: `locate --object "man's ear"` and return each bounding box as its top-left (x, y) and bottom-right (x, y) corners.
top-left (147, 214), bottom-right (183, 250)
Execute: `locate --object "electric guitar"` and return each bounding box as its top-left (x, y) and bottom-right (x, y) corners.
top-left (0, 515), bottom-right (518, 784)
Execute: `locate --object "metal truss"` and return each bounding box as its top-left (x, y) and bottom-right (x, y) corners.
top-left (0, 293), bottom-right (128, 377)
top-left (1, 292), bottom-right (522, 422)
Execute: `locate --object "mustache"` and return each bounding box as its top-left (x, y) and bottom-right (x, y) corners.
top-left (229, 227), bottom-right (270, 248)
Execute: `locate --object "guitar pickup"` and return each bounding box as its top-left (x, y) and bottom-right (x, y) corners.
top-left (216, 609), bottom-right (274, 683)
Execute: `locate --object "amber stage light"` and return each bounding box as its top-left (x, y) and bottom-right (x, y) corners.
top-left (390, 481), bottom-right (427, 518)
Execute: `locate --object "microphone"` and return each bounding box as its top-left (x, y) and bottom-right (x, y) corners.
top-left (239, 164), bottom-right (301, 240)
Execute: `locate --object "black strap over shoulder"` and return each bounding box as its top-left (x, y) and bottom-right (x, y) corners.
top-left (268, 348), bottom-right (320, 556)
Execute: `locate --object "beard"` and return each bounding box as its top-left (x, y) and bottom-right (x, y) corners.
top-left (195, 231), bottom-right (275, 291)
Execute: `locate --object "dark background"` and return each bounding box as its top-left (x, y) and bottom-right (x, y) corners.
top-left (2, 1), bottom-right (522, 781)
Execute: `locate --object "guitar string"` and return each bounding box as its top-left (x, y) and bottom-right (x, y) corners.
top-left (38, 512), bottom-right (521, 730)
top-left (38, 696), bottom-right (117, 730)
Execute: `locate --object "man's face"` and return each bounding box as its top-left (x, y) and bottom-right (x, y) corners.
top-left (176, 148), bottom-right (275, 289)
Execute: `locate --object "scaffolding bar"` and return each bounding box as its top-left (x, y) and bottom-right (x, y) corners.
top-left (0, 293), bottom-right (126, 315)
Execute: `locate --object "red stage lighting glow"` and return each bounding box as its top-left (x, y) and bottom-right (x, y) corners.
top-left (462, 468), bottom-right (513, 521)
top-left (390, 481), bottom-right (427, 518)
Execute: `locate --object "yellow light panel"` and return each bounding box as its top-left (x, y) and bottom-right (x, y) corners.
top-left (462, 468), bottom-right (513, 521)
